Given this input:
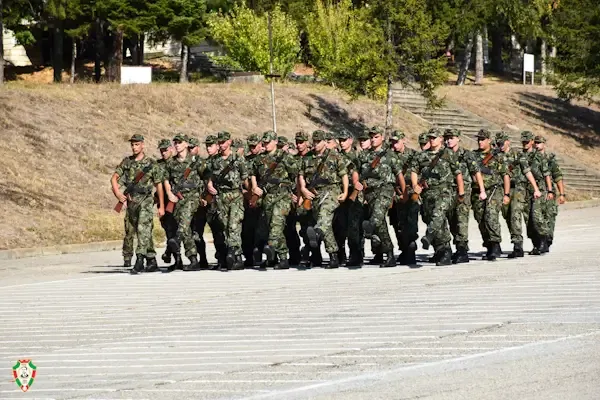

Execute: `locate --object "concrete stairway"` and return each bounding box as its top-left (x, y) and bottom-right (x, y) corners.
top-left (392, 85), bottom-right (600, 198)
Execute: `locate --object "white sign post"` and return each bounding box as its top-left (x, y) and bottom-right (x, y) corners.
top-left (523, 53), bottom-right (535, 85)
top-left (120, 66), bottom-right (152, 84)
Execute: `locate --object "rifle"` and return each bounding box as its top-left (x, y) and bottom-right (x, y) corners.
top-left (249, 153), bottom-right (286, 208)
top-left (165, 167), bottom-right (192, 213)
top-left (349, 153), bottom-right (382, 202)
top-left (411, 151), bottom-right (444, 202)
top-left (302, 160), bottom-right (329, 210)
top-left (114, 164), bottom-right (153, 213)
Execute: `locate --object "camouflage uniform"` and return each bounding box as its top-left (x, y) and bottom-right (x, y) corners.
top-left (156, 139), bottom-right (178, 263)
top-left (207, 131), bottom-right (248, 266)
top-left (164, 137), bottom-right (206, 262)
top-left (242, 134), bottom-right (264, 265)
top-left (276, 135), bottom-right (301, 264)
top-left (546, 151), bottom-right (563, 244)
top-left (410, 129), bottom-right (462, 265)
top-left (470, 130), bottom-right (509, 257)
top-left (252, 131), bottom-right (299, 266)
top-left (301, 131), bottom-right (349, 263)
top-left (115, 136), bottom-right (162, 267)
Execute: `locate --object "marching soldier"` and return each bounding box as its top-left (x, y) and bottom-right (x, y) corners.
top-left (111, 134), bottom-right (165, 274)
top-left (242, 134), bottom-right (264, 267)
top-left (206, 131), bottom-right (248, 270)
top-left (251, 131), bottom-right (299, 269)
top-left (299, 130), bottom-right (349, 268)
top-left (156, 139), bottom-right (178, 267)
top-left (411, 128), bottom-right (464, 266)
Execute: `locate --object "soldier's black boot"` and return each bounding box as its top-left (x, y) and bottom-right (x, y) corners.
top-left (161, 251), bottom-right (172, 264)
top-left (326, 253), bottom-right (340, 269)
top-left (300, 246), bottom-right (310, 266)
top-left (225, 250), bottom-right (236, 270)
top-left (183, 255), bottom-right (200, 271)
top-left (421, 236), bottom-right (431, 250)
top-left (453, 246), bottom-right (470, 264)
top-left (539, 237), bottom-right (549, 254)
top-left (274, 258), bottom-right (290, 270)
top-left (131, 255), bottom-right (145, 274)
top-left (311, 249), bottom-right (323, 268)
top-left (436, 248), bottom-right (453, 266)
top-left (529, 246), bottom-right (541, 255)
top-left (493, 243), bottom-right (502, 258)
top-left (263, 245), bottom-right (276, 266)
top-left (144, 257), bottom-right (159, 272)
top-left (173, 254), bottom-right (184, 270)
top-left (123, 258), bottom-right (132, 269)
top-left (399, 249), bottom-right (417, 266)
top-left (232, 254), bottom-right (244, 270)
top-left (347, 251), bottom-right (363, 267)
top-left (508, 243), bottom-right (524, 258)
top-left (380, 251), bottom-right (396, 268)
top-left (486, 242), bottom-right (499, 261)
top-left (306, 227), bottom-right (323, 249)
top-left (337, 249), bottom-right (347, 267)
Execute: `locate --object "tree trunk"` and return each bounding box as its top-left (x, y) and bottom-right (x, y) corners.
top-left (483, 25), bottom-right (489, 65)
top-left (540, 37), bottom-right (547, 86)
top-left (53, 21), bottom-right (64, 83)
top-left (70, 39), bottom-right (76, 84)
top-left (94, 18), bottom-right (103, 83)
top-left (475, 30), bottom-right (484, 84)
top-left (129, 35), bottom-right (139, 65)
top-left (107, 28), bottom-right (123, 82)
top-left (179, 44), bottom-right (189, 83)
top-left (548, 38), bottom-right (556, 77)
top-left (490, 25), bottom-right (504, 74)
top-left (457, 33), bottom-right (474, 86)
top-left (385, 75), bottom-right (393, 133)
top-left (0, 1), bottom-right (4, 86)
top-left (138, 34), bottom-right (145, 65)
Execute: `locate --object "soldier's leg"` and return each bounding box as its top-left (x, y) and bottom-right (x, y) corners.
top-left (347, 199), bottom-right (363, 264)
top-left (483, 188), bottom-right (503, 260)
top-left (220, 192), bottom-right (244, 267)
top-left (365, 188), bottom-right (395, 265)
top-left (471, 190), bottom-right (488, 246)
top-left (135, 197), bottom-right (156, 257)
top-left (192, 208), bottom-right (209, 267)
top-left (122, 206), bottom-right (136, 266)
top-left (173, 196), bottom-right (200, 260)
top-left (207, 210), bottom-right (227, 267)
top-left (453, 186), bottom-right (472, 263)
top-left (284, 211), bottom-right (301, 265)
top-left (269, 196), bottom-right (292, 267)
top-left (313, 194), bottom-right (339, 266)
top-left (388, 201), bottom-right (401, 251)
top-left (333, 200), bottom-right (350, 263)
top-left (531, 195), bottom-right (550, 253)
top-left (429, 191), bottom-right (454, 265)
top-left (547, 198), bottom-right (559, 245)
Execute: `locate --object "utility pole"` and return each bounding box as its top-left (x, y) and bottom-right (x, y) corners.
top-left (266, 11), bottom-right (279, 132)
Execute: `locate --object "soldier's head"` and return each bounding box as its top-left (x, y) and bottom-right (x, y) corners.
top-left (443, 128), bottom-right (461, 150)
top-left (476, 129), bottom-right (492, 151)
top-left (128, 134), bottom-right (145, 155)
top-left (336, 129), bottom-right (354, 152)
top-left (277, 136), bottom-right (290, 152)
top-left (205, 135), bottom-right (219, 156)
top-left (427, 128), bottom-right (444, 150)
top-left (172, 133), bottom-right (188, 155)
top-left (262, 130), bottom-right (278, 152)
top-left (358, 129), bottom-right (371, 150)
top-left (312, 130), bottom-right (328, 153)
top-left (217, 131), bottom-right (232, 153)
top-left (158, 139), bottom-right (173, 160)
top-left (295, 131), bottom-right (309, 154)
top-left (188, 137), bottom-right (200, 156)
top-left (232, 138), bottom-right (245, 156)
top-left (368, 126), bottom-right (384, 149)
top-left (494, 131), bottom-right (510, 153)
top-left (520, 130), bottom-right (535, 152)
top-left (323, 131), bottom-right (337, 150)
top-left (247, 134), bottom-right (263, 155)
top-left (389, 130), bottom-right (406, 152)
top-left (534, 135), bottom-right (546, 152)
top-left (418, 131), bottom-right (430, 151)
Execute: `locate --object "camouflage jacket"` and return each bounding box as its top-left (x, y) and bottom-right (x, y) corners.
top-left (360, 147), bottom-right (403, 189)
top-left (410, 147), bottom-right (461, 189)
top-left (526, 150), bottom-right (551, 191)
top-left (546, 153), bottom-right (563, 183)
top-left (301, 149), bottom-right (348, 189)
top-left (501, 148), bottom-right (531, 187)
top-left (206, 152), bottom-right (248, 191)
top-left (453, 147), bottom-right (479, 186)
top-left (114, 155), bottom-right (161, 199)
top-left (252, 149), bottom-right (298, 192)
top-left (165, 153), bottom-right (206, 195)
top-left (339, 149), bottom-right (361, 174)
top-left (472, 149), bottom-right (508, 189)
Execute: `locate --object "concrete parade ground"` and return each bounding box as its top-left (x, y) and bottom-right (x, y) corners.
top-left (0, 206), bottom-right (599, 399)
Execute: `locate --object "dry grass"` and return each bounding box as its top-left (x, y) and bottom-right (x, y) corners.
top-left (438, 79), bottom-right (600, 170)
top-left (0, 81), bottom-right (427, 250)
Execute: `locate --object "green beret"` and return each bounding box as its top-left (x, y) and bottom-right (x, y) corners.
top-left (443, 128), bottom-right (461, 137)
top-left (534, 135), bottom-right (546, 143)
top-left (427, 127), bottom-right (442, 138)
top-left (158, 139), bottom-right (171, 149)
top-left (418, 132), bottom-right (429, 144)
top-left (129, 134), bottom-right (145, 142)
top-left (476, 128), bottom-right (492, 139)
top-left (188, 137), bottom-right (200, 148)
top-left (389, 130), bottom-right (406, 141)
top-left (247, 134), bottom-right (260, 146)
top-left (217, 131), bottom-right (231, 141)
top-left (336, 129), bottom-right (352, 140)
top-left (172, 133), bottom-right (187, 142)
top-left (520, 130), bottom-right (535, 141)
top-left (312, 130), bottom-right (326, 141)
top-left (262, 130), bottom-right (277, 142)
top-left (205, 135), bottom-right (217, 145)
top-left (295, 131), bottom-right (309, 142)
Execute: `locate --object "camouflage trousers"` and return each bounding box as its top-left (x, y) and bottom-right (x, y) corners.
top-left (447, 186), bottom-right (472, 249)
top-left (365, 186), bottom-right (394, 253)
top-left (123, 195), bottom-right (156, 260)
top-left (312, 186), bottom-right (341, 254)
top-left (333, 198), bottom-right (364, 257)
top-left (159, 194), bottom-right (177, 250)
top-left (194, 205), bottom-right (226, 260)
top-left (546, 198), bottom-right (559, 241)
top-left (215, 190), bottom-right (244, 256)
top-left (262, 191), bottom-right (293, 258)
top-left (501, 184), bottom-right (526, 245)
top-left (471, 186), bottom-right (503, 244)
top-left (421, 186), bottom-right (453, 251)
top-left (523, 191), bottom-right (550, 242)
top-left (173, 191), bottom-right (200, 258)
top-left (395, 196), bottom-right (420, 250)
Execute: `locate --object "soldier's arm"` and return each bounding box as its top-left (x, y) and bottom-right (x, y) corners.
top-left (557, 180), bottom-right (566, 203)
top-left (474, 172), bottom-right (487, 200)
top-left (339, 174), bottom-right (349, 201)
top-left (251, 176), bottom-right (262, 196)
top-left (456, 173), bottom-right (465, 198)
top-left (299, 175), bottom-right (314, 200)
top-left (111, 173), bottom-right (127, 202)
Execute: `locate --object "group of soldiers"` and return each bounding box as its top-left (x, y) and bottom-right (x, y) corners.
top-left (111, 125), bottom-right (566, 274)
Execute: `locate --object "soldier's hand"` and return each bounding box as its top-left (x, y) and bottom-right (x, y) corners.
top-left (547, 192), bottom-right (555, 201)
top-left (302, 189), bottom-right (315, 200)
top-left (503, 195), bottom-right (511, 205)
top-left (338, 192), bottom-right (347, 202)
top-left (413, 184), bottom-right (423, 195)
top-left (116, 192), bottom-right (127, 203)
top-left (458, 193), bottom-right (466, 203)
top-left (291, 193), bottom-right (298, 203)
top-left (558, 194), bottom-right (566, 205)
top-left (158, 207), bottom-right (165, 218)
top-left (208, 182), bottom-right (218, 195)
top-left (200, 199), bottom-right (208, 207)
top-left (168, 193), bottom-right (179, 203)
top-left (253, 187), bottom-right (264, 197)
top-left (354, 181), bottom-right (363, 191)
top-left (534, 190), bottom-right (542, 199)
top-left (479, 191), bottom-right (487, 201)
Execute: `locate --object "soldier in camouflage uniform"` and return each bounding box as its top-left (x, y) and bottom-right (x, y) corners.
top-left (354, 130), bottom-right (371, 264)
top-left (163, 134), bottom-right (206, 271)
top-left (300, 130), bottom-right (349, 268)
top-left (470, 129), bottom-right (511, 261)
top-left (251, 131), bottom-right (299, 269)
top-left (444, 128), bottom-right (485, 264)
top-left (495, 131), bottom-right (543, 258)
top-left (333, 129), bottom-right (363, 266)
top-left (242, 134), bottom-right (264, 267)
top-left (156, 139), bottom-right (178, 267)
top-left (388, 130), bottom-right (420, 265)
top-left (521, 131), bottom-right (553, 255)
top-left (206, 131), bottom-right (248, 270)
top-left (188, 137), bottom-right (200, 158)
top-left (361, 127), bottom-right (404, 268)
top-left (111, 134), bottom-right (165, 274)
top-left (535, 135), bottom-right (566, 250)
top-left (411, 128), bottom-right (464, 266)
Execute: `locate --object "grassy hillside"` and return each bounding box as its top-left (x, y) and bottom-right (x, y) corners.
top-left (0, 82), bottom-right (427, 250)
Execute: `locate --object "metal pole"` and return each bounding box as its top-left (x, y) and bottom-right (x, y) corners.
top-left (268, 11), bottom-right (277, 132)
